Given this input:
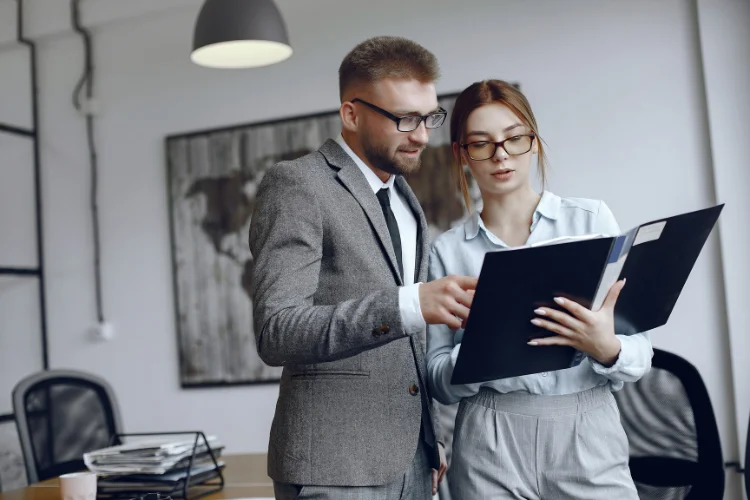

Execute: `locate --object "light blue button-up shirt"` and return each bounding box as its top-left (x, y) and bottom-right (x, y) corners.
top-left (426, 190), bottom-right (654, 405)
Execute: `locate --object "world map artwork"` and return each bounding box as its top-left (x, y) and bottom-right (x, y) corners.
top-left (165, 92), bottom-right (483, 387)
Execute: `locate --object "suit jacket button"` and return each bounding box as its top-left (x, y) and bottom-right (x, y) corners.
top-left (372, 324), bottom-right (390, 336)
top-left (409, 383), bottom-right (420, 396)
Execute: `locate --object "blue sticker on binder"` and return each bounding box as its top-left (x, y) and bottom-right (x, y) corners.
top-left (608, 235), bottom-right (627, 263)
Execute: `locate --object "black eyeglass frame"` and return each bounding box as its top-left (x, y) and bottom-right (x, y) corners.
top-left (351, 98), bottom-right (447, 132)
top-left (461, 133), bottom-right (537, 161)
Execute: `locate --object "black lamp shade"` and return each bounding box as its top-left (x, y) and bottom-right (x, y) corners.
top-left (191, 0), bottom-right (293, 68)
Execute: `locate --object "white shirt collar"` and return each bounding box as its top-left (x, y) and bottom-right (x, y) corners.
top-left (463, 190), bottom-right (561, 240)
top-left (335, 134), bottom-right (395, 194)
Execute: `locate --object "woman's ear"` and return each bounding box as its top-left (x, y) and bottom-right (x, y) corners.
top-left (452, 142), bottom-right (466, 165)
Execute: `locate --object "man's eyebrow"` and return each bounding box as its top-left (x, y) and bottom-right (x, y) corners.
top-left (393, 105), bottom-right (442, 116)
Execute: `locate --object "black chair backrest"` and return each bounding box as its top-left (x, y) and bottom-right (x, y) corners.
top-left (613, 348), bottom-right (724, 500)
top-left (12, 369), bottom-right (123, 483)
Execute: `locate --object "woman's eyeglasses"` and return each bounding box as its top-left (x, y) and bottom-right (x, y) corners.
top-left (462, 134), bottom-right (536, 161)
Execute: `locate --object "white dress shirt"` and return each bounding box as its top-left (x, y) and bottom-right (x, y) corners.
top-left (426, 190), bottom-right (654, 405)
top-left (335, 135), bottom-right (425, 333)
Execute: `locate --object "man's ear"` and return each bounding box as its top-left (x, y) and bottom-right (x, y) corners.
top-left (340, 102), bottom-right (358, 133)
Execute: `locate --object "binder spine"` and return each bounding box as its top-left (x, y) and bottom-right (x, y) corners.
top-left (590, 230), bottom-right (637, 311)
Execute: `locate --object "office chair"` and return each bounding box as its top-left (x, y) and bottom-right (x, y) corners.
top-left (12, 369), bottom-right (123, 483)
top-left (613, 348), bottom-right (725, 499)
top-left (0, 417), bottom-right (28, 490)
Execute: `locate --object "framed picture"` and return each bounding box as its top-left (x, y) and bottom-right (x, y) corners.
top-left (165, 89), bottom-right (506, 387)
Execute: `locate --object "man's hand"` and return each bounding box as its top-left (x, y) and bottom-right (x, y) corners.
top-left (431, 443), bottom-right (447, 495)
top-left (420, 275), bottom-right (477, 330)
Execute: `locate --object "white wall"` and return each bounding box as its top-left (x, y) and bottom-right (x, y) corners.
top-left (696, 4), bottom-right (750, 497)
top-left (0, 0), bottom-right (744, 497)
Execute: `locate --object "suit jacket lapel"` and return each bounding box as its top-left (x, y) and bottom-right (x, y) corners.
top-left (395, 176), bottom-right (431, 391)
top-left (395, 176), bottom-right (429, 284)
top-left (320, 140), bottom-right (403, 286)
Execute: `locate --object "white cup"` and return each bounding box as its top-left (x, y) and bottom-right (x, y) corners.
top-left (58, 472), bottom-right (97, 500)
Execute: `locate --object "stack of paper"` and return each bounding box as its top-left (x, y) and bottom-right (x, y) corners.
top-left (83, 435), bottom-right (224, 475)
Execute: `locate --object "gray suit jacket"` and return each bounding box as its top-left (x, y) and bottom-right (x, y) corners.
top-left (249, 139), bottom-right (442, 486)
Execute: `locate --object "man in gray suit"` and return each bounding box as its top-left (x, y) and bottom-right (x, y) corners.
top-left (249, 36), bottom-right (477, 499)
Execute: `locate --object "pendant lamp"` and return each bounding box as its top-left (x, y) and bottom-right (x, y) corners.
top-left (191, 0), bottom-right (293, 68)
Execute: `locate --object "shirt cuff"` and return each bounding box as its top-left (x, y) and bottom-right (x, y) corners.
top-left (590, 335), bottom-right (634, 375)
top-left (450, 343), bottom-right (484, 392)
top-left (450, 343), bottom-right (461, 366)
top-left (399, 283), bottom-right (425, 335)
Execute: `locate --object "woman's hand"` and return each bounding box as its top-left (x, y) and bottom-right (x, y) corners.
top-left (527, 279), bottom-right (626, 366)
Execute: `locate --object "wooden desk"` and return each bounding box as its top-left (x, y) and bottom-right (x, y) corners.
top-left (0, 454), bottom-right (274, 500)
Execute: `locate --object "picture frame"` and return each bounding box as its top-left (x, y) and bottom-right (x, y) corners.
top-left (164, 88), bottom-right (518, 387)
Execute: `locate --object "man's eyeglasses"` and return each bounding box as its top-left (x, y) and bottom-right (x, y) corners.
top-left (461, 134), bottom-right (536, 161)
top-left (351, 98), bottom-right (447, 132)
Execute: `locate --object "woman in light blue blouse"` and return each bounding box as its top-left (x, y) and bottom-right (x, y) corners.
top-left (427, 80), bottom-right (653, 499)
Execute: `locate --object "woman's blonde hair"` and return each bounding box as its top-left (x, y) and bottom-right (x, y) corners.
top-left (449, 80), bottom-right (549, 211)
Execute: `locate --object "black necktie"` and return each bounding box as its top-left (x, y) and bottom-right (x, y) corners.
top-left (376, 187), bottom-right (404, 280)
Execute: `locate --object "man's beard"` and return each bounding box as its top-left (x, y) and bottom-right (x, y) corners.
top-left (361, 133), bottom-right (424, 176)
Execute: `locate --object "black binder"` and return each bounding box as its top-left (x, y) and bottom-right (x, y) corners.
top-left (450, 203), bottom-right (724, 385)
